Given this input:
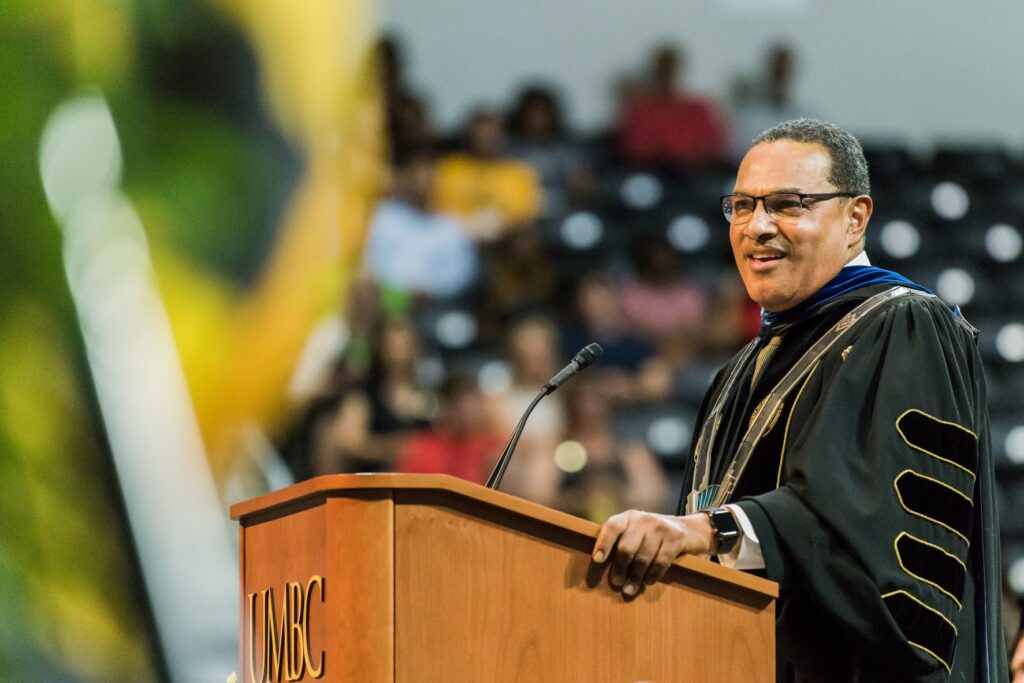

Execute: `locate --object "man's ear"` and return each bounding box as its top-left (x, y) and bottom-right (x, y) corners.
top-left (847, 195), bottom-right (873, 247)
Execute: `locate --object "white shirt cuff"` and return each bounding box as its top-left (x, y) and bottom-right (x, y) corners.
top-left (716, 504), bottom-right (765, 570)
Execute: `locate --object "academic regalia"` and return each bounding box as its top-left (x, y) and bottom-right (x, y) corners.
top-left (681, 267), bottom-right (1007, 682)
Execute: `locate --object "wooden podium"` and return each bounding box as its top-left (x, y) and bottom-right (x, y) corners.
top-left (230, 474), bottom-right (776, 682)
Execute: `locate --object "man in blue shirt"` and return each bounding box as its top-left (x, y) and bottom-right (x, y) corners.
top-left (364, 147), bottom-right (478, 299)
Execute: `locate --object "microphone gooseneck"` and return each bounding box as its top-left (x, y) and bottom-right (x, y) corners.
top-left (485, 343), bottom-right (603, 491)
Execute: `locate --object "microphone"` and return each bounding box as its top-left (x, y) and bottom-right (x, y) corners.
top-left (544, 342), bottom-right (604, 392)
top-left (485, 343), bottom-right (603, 491)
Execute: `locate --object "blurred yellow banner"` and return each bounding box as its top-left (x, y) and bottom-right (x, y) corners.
top-left (166, 0), bottom-right (383, 478)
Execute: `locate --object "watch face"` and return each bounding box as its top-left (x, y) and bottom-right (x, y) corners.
top-left (711, 508), bottom-right (739, 533)
top-left (710, 508), bottom-right (740, 554)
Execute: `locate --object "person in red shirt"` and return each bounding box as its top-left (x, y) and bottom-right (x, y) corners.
top-left (618, 44), bottom-right (730, 165)
top-left (396, 376), bottom-right (503, 484)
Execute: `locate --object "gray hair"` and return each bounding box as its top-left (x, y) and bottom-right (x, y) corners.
top-left (752, 118), bottom-right (871, 196)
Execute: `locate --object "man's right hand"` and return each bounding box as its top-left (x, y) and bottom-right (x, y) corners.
top-left (591, 510), bottom-right (715, 596)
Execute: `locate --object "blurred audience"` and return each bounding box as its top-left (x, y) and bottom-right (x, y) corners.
top-left (507, 85), bottom-right (594, 216)
top-left (379, 35), bottom-right (438, 157)
top-left (280, 36), bottom-right (777, 519)
top-left (308, 317), bottom-right (437, 475)
top-left (335, 276), bottom-right (386, 384)
top-left (556, 382), bottom-right (670, 522)
top-left (562, 272), bottom-right (654, 372)
top-left (480, 227), bottom-right (556, 332)
top-left (560, 273), bottom-right (674, 403)
top-left (396, 375), bottom-right (503, 484)
top-left (484, 316), bottom-right (567, 506)
top-left (275, 44), bottom-right (1024, 651)
top-left (364, 146), bottom-right (478, 299)
top-left (431, 108), bottom-right (543, 240)
top-left (391, 93), bottom-right (439, 156)
top-left (730, 44), bottom-right (809, 158)
top-left (618, 44), bottom-right (730, 165)
top-left (620, 235), bottom-right (711, 364)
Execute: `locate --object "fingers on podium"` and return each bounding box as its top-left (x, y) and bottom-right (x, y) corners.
top-left (612, 522), bottom-right (648, 578)
top-left (645, 542), bottom-right (679, 584)
top-left (591, 512), bottom-right (628, 563)
top-left (625, 538), bottom-right (662, 593)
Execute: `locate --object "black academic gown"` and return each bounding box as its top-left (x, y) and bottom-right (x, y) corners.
top-left (682, 284), bottom-right (1007, 682)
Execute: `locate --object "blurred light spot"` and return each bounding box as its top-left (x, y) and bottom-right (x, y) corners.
top-left (620, 173), bottom-right (663, 210)
top-left (646, 416), bottom-right (691, 455)
top-left (930, 182), bottom-right (969, 220)
top-left (434, 311), bottom-right (476, 349)
top-left (996, 323), bottom-right (1024, 362)
top-left (39, 95), bottom-right (122, 224)
top-left (1009, 557), bottom-right (1024, 594)
top-left (986, 224), bottom-right (1023, 262)
top-left (477, 360), bottom-right (512, 396)
top-left (560, 211), bottom-right (603, 250)
top-left (879, 220), bottom-right (920, 259)
top-left (1006, 426), bottom-right (1024, 464)
top-left (935, 268), bottom-right (975, 306)
top-left (667, 214), bottom-right (710, 252)
top-left (416, 356), bottom-right (446, 390)
top-left (554, 440), bottom-right (588, 473)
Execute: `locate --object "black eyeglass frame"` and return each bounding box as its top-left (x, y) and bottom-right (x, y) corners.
top-left (720, 191), bottom-right (862, 222)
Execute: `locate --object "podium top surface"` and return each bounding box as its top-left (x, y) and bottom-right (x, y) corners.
top-left (230, 473), bottom-right (777, 599)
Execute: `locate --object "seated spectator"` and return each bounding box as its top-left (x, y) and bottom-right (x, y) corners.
top-left (618, 44), bottom-right (730, 165)
top-left (279, 278), bottom-right (383, 479)
top-left (730, 44), bottom-right (809, 158)
top-left (379, 35), bottom-right (437, 157)
top-left (390, 92), bottom-right (438, 157)
top-left (480, 227), bottom-right (556, 334)
top-left (620, 235), bottom-right (710, 364)
top-left (431, 109), bottom-right (542, 240)
top-left (308, 317), bottom-right (436, 475)
top-left (562, 272), bottom-right (654, 372)
top-left (556, 382), bottom-right (669, 522)
top-left (484, 316), bottom-right (566, 506)
top-left (507, 85), bottom-right (593, 216)
top-left (364, 146), bottom-right (478, 299)
top-left (395, 375), bottom-right (503, 484)
top-left (561, 272), bottom-right (674, 403)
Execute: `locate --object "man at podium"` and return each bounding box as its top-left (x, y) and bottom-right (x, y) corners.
top-left (593, 119), bottom-right (1006, 682)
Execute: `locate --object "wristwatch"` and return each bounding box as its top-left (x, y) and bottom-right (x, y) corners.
top-left (706, 506), bottom-right (742, 555)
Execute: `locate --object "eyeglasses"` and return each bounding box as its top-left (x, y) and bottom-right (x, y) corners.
top-left (720, 192), bottom-right (860, 223)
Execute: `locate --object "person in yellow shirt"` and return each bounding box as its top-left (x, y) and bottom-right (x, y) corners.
top-left (432, 109), bottom-right (542, 240)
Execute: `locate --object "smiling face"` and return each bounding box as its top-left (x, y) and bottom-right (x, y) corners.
top-left (730, 140), bottom-right (872, 312)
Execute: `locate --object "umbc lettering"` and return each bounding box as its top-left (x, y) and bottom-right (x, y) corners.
top-left (247, 575), bottom-right (325, 682)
